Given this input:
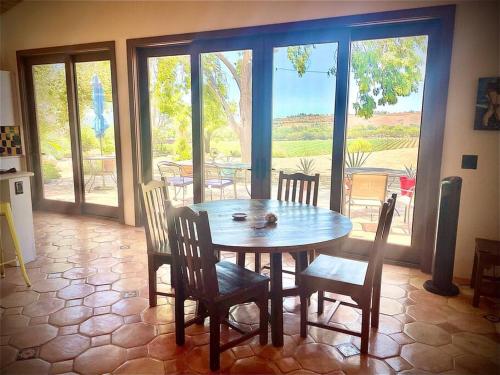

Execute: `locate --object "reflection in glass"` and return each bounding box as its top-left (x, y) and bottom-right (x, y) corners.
top-left (148, 55), bottom-right (193, 205)
top-left (201, 50), bottom-right (252, 201)
top-left (32, 63), bottom-right (75, 202)
top-left (342, 36), bottom-right (428, 246)
top-left (271, 43), bottom-right (338, 209)
top-left (75, 60), bottom-right (118, 207)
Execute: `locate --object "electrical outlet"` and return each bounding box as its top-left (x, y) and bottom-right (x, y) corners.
top-left (14, 181), bottom-right (23, 194)
top-left (461, 155), bottom-right (478, 170)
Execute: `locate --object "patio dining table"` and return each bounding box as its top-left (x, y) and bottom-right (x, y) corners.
top-left (189, 199), bottom-right (352, 346)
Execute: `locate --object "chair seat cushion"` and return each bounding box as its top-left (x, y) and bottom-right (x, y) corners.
top-left (167, 176), bottom-right (193, 187)
top-left (301, 254), bottom-right (368, 286)
top-left (205, 179), bottom-right (233, 188)
top-left (216, 261), bottom-right (269, 297)
top-left (350, 198), bottom-right (382, 207)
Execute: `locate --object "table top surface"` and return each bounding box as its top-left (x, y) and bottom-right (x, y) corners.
top-left (189, 199), bottom-right (352, 253)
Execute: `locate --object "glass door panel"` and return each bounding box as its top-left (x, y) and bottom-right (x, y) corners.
top-left (200, 50), bottom-right (252, 201)
top-left (32, 63), bottom-right (75, 203)
top-left (148, 55), bottom-right (193, 205)
top-left (342, 36), bottom-right (428, 246)
top-left (75, 60), bottom-right (118, 207)
top-left (271, 42), bottom-right (338, 208)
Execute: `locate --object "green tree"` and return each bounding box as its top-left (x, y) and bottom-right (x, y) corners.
top-left (287, 37), bottom-right (426, 119)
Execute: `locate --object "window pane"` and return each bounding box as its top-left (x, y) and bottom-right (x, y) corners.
top-left (32, 63), bottom-right (75, 203)
top-left (201, 50), bottom-right (252, 201)
top-left (148, 55), bottom-right (193, 205)
top-left (271, 43), bottom-right (338, 209)
top-left (75, 60), bottom-right (118, 207)
top-left (343, 36), bottom-right (428, 246)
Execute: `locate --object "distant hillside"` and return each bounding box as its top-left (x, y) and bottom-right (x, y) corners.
top-left (274, 112), bottom-right (422, 127)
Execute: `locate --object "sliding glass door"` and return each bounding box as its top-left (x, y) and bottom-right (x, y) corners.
top-left (131, 9), bottom-right (454, 267)
top-left (23, 45), bottom-right (123, 219)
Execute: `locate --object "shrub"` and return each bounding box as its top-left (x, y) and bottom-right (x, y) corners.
top-left (42, 161), bottom-right (61, 181)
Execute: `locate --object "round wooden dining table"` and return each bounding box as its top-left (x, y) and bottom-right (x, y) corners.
top-left (190, 199), bottom-right (352, 346)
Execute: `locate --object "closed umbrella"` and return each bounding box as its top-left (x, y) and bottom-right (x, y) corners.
top-left (92, 75), bottom-right (108, 155)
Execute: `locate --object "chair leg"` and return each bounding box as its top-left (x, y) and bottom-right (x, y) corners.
top-left (0, 243), bottom-right (5, 278)
top-left (209, 311), bottom-right (220, 371)
top-left (371, 271), bottom-right (382, 328)
top-left (295, 251), bottom-right (308, 286)
top-left (317, 291), bottom-right (324, 315)
top-left (470, 253), bottom-right (478, 288)
top-left (258, 289), bottom-right (269, 345)
top-left (148, 255), bottom-right (157, 307)
top-left (254, 253), bottom-right (261, 273)
top-left (300, 287), bottom-right (308, 338)
top-left (237, 253), bottom-right (246, 267)
top-left (195, 301), bottom-right (207, 325)
top-left (472, 262), bottom-right (483, 307)
top-left (360, 304), bottom-right (371, 354)
top-left (175, 289), bottom-right (185, 346)
top-left (3, 205), bottom-right (30, 287)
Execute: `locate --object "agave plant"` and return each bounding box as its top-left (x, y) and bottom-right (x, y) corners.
top-left (345, 139), bottom-right (372, 168)
top-left (404, 164), bottom-right (417, 179)
top-left (296, 157), bottom-right (316, 175)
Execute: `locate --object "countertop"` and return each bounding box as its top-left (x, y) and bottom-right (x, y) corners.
top-left (0, 171), bottom-right (34, 181)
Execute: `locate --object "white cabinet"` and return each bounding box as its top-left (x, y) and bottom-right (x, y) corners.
top-left (0, 172), bottom-right (36, 264)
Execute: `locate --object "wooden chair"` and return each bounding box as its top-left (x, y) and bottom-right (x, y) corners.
top-left (250, 171), bottom-right (320, 279)
top-left (299, 194), bottom-right (397, 354)
top-left (347, 173), bottom-right (388, 220)
top-left (471, 238), bottom-right (500, 307)
top-left (140, 179), bottom-right (175, 307)
top-left (166, 203), bottom-right (269, 371)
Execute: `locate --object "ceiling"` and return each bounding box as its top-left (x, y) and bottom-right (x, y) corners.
top-left (0, 0), bottom-right (22, 15)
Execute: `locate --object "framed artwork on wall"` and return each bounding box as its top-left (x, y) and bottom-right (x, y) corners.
top-left (474, 77), bottom-right (500, 130)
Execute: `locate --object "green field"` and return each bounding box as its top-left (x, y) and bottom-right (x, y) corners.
top-left (212, 138), bottom-right (418, 158)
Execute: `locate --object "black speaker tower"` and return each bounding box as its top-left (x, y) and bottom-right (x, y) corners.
top-left (424, 176), bottom-right (462, 296)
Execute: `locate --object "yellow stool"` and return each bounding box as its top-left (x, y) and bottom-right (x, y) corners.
top-left (0, 202), bottom-right (31, 286)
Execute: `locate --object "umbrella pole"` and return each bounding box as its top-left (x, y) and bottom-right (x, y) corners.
top-left (99, 137), bottom-right (106, 188)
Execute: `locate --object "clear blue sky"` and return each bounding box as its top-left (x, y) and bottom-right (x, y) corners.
top-left (272, 42), bottom-right (426, 118)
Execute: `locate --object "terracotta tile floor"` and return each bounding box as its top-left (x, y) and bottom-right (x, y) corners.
top-left (1, 212), bottom-right (499, 374)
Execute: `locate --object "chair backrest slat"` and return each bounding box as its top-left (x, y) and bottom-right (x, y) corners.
top-left (364, 193), bottom-right (397, 288)
top-left (277, 171), bottom-right (320, 206)
top-left (166, 204), bottom-right (219, 300)
top-left (140, 180), bottom-right (170, 253)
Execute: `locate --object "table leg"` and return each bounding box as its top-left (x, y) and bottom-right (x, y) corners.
top-left (270, 252), bottom-right (283, 347)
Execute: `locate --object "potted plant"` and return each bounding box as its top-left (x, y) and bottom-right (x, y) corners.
top-left (400, 164), bottom-right (416, 196)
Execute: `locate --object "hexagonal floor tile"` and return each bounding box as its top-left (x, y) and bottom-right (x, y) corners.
top-left (114, 357), bottom-right (164, 374)
top-left (57, 284), bottom-right (95, 300)
top-left (294, 343), bottom-right (343, 373)
top-left (448, 313), bottom-right (495, 334)
top-left (39, 334), bottom-right (90, 362)
top-left (23, 297), bottom-right (65, 317)
top-left (111, 297), bottom-right (148, 316)
top-left (49, 305), bottom-right (93, 326)
top-left (10, 324), bottom-right (58, 349)
top-left (142, 305), bottom-right (174, 324)
top-left (352, 332), bottom-right (400, 359)
top-left (112, 262), bottom-right (145, 274)
top-left (83, 290), bottom-right (121, 307)
top-left (31, 278), bottom-right (70, 293)
top-left (404, 322), bottom-right (451, 346)
top-left (0, 291), bottom-right (38, 308)
top-left (148, 333), bottom-right (193, 360)
top-left (454, 353), bottom-right (499, 374)
top-left (40, 263), bottom-right (73, 273)
top-left (230, 357), bottom-right (278, 374)
top-left (452, 332), bottom-right (498, 360)
top-left (185, 344), bottom-right (235, 373)
top-left (341, 355), bottom-right (393, 375)
top-left (0, 314), bottom-right (30, 335)
top-left (3, 358), bottom-right (50, 375)
top-left (112, 322), bottom-right (156, 348)
top-left (62, 267), bottom-right (97, 280)
top-left (406, 304), bottom-right (448, 324)
top-left (112, 277), bottom-right (146, 292)
top-left (0, 345), bottom-right (18, 368)
top-left (79, 314), bottom-right (123, 336)
top-left (74, 344), bottom-right (126, 374)
top-left (86, 271), bottom-right (120, 286)
top-left (401, 343), bottom-right (453, 373)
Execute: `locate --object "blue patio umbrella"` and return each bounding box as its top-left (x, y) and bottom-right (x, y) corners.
top-left (92, 75), bottom-right (108, 155)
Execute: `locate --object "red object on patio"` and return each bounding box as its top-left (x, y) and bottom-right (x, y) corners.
top-left (399, 176), bottom-right (416, 196)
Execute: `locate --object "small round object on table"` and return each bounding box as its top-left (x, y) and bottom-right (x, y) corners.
top-left (232, 212), bottom-right (247, 221)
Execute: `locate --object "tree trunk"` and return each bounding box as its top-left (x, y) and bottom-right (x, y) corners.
top-left (239, 51), bottom-right (252, 163)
